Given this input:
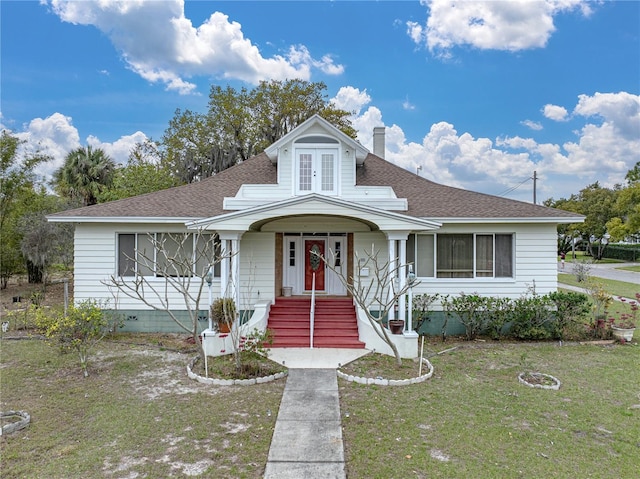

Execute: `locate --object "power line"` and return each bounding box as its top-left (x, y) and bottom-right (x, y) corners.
top-left (498, 170), bottom-right (538, 204)
top-left (498, 176), bottom-right (531, 197)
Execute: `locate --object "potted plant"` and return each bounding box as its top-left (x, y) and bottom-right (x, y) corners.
top-left (610, 293), bottom-right (638, 342)
top-left (211, 297), bottom-right (237, 333)
top-left (388, 319), bottom-right (405, 334)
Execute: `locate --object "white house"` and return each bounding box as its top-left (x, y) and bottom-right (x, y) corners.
top-left (49, 115), bottom-right (583, 357)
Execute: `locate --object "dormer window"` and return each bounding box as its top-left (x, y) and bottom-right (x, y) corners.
top-left (294, 136), bottom-right (339, 195)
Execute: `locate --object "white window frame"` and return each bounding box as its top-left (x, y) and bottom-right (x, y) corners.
top-left (409, 233), bottom-right (514, 280)
top-left (117, 233), bottom-right (220, 278)
top-left (294, 147), bottom-right (338, 195)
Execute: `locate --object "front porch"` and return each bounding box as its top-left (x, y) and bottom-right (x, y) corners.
top-left (201, 296), bottom-right (420, 360)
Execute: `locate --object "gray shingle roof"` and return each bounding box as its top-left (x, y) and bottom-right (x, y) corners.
top-left (356, 154), bottom-right (580, 219)
top-left (49, 153), bottom-right (277, 219)
top-left (49, 151), bottom-right (580, 221)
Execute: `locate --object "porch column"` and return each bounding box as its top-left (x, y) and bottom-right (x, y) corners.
top-left (231, 238), bottom-right (240, 307)
top-left (385, 231), bottom-right (411, 326)
top-left (387, 237), bottom-right (396, 321)
top-left (398, 238), bottom-right (407, 325)
top-left (218, 232), bottom-right (243, 306)
top-left (220, 239), bottom-right (229, 297)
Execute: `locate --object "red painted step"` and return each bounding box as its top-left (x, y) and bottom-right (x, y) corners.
top-left (267, 297), bottom-right (365, 349)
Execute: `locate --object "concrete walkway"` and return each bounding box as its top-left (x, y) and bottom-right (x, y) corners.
top-left (264, 368), bottom-right (346, 479)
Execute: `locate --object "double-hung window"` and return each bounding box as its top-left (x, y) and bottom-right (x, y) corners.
top-left (117, 233), bottom-right (220, 278)
top-left (407, 234), bottom-right (435, 277)
top-left (408, 233), bottom-right (513, 279)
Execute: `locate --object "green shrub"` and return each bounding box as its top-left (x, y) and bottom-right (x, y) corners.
top-left (510, 294), bottom-right (554, 340)
top-left (3, 305), bottom-right (39, 332)
top-left (443, 293), bottom-right (489, 341)
top-left (602, 245), bottom-right (640, 261)
top-left (548, 291), bottom-right (590, 340)
top-left (412, 293), bottom-right (441, 333)
top-left (485, 297), bottom-right (514, 340)
top-left (35, 299), bottom-right (109, 377)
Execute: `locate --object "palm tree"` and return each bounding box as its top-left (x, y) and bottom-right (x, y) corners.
top-left (54, 146), bottom-right (116, 206)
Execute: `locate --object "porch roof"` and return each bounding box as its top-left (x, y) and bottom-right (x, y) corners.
top-left (186, 193), bottom-right (442, 233)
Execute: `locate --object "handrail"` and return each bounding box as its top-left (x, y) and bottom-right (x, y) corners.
top-left (310, 272), bottom-right (316, 349)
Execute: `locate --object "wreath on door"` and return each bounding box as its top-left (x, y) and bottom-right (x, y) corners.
top-left (309, 244), bottom-right (322, 272)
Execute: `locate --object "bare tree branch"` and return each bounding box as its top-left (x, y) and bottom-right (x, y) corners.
top-left (102, 231), bottom-right (224, 359)
top-left (320, 245), bottom-right (420, 366)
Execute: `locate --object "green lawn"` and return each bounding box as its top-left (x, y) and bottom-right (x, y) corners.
top-left (3, 336), bottom-right (639, 478)
top-left (1, 339), bottom-right (284, 479)
top-left (618, 265), bottom-right (640, 273)
top-left (560, 251), bottom-right (622, 264)
top-left (339, 342), bottom-right (640, 478)
top-left (3, 269), bottom-right (639, 479)
top-left (558, 273), bottom-right (638, 301)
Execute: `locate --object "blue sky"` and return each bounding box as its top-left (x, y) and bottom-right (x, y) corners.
top-left (2, 0), bottom-right (639, 203)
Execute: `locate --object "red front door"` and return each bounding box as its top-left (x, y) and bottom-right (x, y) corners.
top-left (304, 239), bottom-right (325, 291)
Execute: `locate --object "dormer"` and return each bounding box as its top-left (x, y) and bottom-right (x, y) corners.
top-left (224, 115), bottom-right (407, 211)
top-left (265, 114), bottom-right (368, 166)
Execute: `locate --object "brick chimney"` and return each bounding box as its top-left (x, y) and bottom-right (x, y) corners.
top-left (373, 126), bottom-right (385, 159)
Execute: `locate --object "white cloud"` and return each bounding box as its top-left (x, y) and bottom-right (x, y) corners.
top-left (46, 0), bottom-right (343, 94)
top-left (13, 113), bottom-right (81, 180)
top-left (345, 88), bottom-right (638, 202)
top-left (497, 136), bottom-right (539, 150)
top-left (414, 0), bottom-right (592, 54)
top-left (87, 131), bottom-right (149, 165)
top-left (543, 104), bottom-right (569, 121)
top-left (406, 20), bottom-right (425, 45)
top-left (403, 97), bottom-right (416, 111)
top-left (573, 91), bottom-right (640, 140)
top-left (6, 112), bottom-right (148, 183)
top-left (521, 119), bottom-right (543, 130)
top-left (331, 86), bottom-right (372, 115)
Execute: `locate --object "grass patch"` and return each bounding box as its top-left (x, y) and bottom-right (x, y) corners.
top-left (339, 352), bottom-right (427, 380)
top-left (1, 337), bottom-right (285, 478)
top-left (339, 342), bottom-right (640, 478)
top-left (195, 351), bottom-right (287, 380)
top-left (618, 265), bottom-right (640, 273)
top-left (561, 251), bottom-right (623, 264)
top-left (558, 273), bottom-right (638, 300)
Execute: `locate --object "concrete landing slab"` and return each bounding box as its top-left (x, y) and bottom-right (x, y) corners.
top-left (267, 347), bottom-right (369, 369)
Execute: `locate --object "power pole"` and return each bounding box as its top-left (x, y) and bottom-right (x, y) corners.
top-left (532, 170), bottom-right (537, 204)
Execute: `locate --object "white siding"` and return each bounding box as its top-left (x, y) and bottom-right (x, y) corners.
top-left (74, 223), bottom-right (221, 311)
top-left (238, 232), bottom-right (275, 308)
top-left (262, 216), bottom-right (370, 233)
top-left (350, 224), bottom-right (558, 310)
top-left (353, 231), bottom-right (390, 307)
top-left (409, 223), bottom-right (558, 300)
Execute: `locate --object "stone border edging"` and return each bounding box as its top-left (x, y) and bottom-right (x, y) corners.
top-left (517, 372), bottom-right (561, 390)
top-left (1, 410), bottom-right (30, 435)
top-left (187, 356), bottom-right (288, 386)
top-left (337, 358), bottom-right (434, 386)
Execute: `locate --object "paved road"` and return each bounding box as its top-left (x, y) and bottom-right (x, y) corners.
top-left (559, 261), bottom-right (639, 300)
top-left (559, 261), bottom-right (639, 285)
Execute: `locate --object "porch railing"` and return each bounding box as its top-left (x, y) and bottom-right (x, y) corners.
top-left (310, 272), bottom-right (316, 348)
